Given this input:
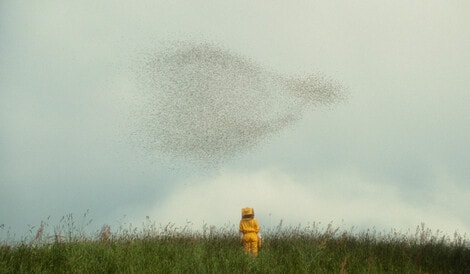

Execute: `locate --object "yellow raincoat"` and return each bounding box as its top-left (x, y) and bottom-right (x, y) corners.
top-left (239, 207), bottom-right (261, 255)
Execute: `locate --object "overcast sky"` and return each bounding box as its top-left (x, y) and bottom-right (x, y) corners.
top-left (1, 1), bottom-right (469, 241)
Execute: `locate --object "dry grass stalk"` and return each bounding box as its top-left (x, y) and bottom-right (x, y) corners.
top-left (100, 224), bottom-right (111, 242)
top-left (35, 222), bottom-right (44, 242)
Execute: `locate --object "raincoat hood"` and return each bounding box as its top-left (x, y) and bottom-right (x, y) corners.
top-left (242, 207), bottom-right (255, 219)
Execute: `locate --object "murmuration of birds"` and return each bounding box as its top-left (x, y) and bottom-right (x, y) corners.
top-left (134, 42), bottom-right (344, 165)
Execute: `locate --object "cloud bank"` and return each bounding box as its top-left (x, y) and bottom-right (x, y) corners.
top-left (149, 168), bottom-right (470, 235)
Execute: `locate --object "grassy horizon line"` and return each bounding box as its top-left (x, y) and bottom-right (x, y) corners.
top-left (1, 215), bottom-right (469, 273)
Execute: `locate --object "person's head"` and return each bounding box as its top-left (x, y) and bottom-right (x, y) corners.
top-left (241, 207), bottom-right (255, 219)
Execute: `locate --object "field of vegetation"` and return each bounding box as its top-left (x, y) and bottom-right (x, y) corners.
top-left (1, 215), bottom-right (469, 273)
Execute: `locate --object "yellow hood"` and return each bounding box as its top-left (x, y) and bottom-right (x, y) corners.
top-left (241, 207), bottom-right (254, 218)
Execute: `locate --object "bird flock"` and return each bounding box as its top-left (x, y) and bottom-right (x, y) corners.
top-left (135, 42), bottom-right (343, 165)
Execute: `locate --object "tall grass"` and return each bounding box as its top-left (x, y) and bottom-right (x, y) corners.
top-left (1, 216), bottom-right (469, 273)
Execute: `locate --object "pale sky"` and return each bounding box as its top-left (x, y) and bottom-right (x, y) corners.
top-left (1, 1), bottom-right (469, 241)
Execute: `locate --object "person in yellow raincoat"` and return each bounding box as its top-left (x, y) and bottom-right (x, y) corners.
top-left (239, 207), bottom-right (262, 256)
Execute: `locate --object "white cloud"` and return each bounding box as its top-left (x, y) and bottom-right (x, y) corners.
top-left (148, 168), bottom-right (470, 236)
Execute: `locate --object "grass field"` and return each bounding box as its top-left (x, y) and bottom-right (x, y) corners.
top-left (1, 216), bottom-right (469, 273)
